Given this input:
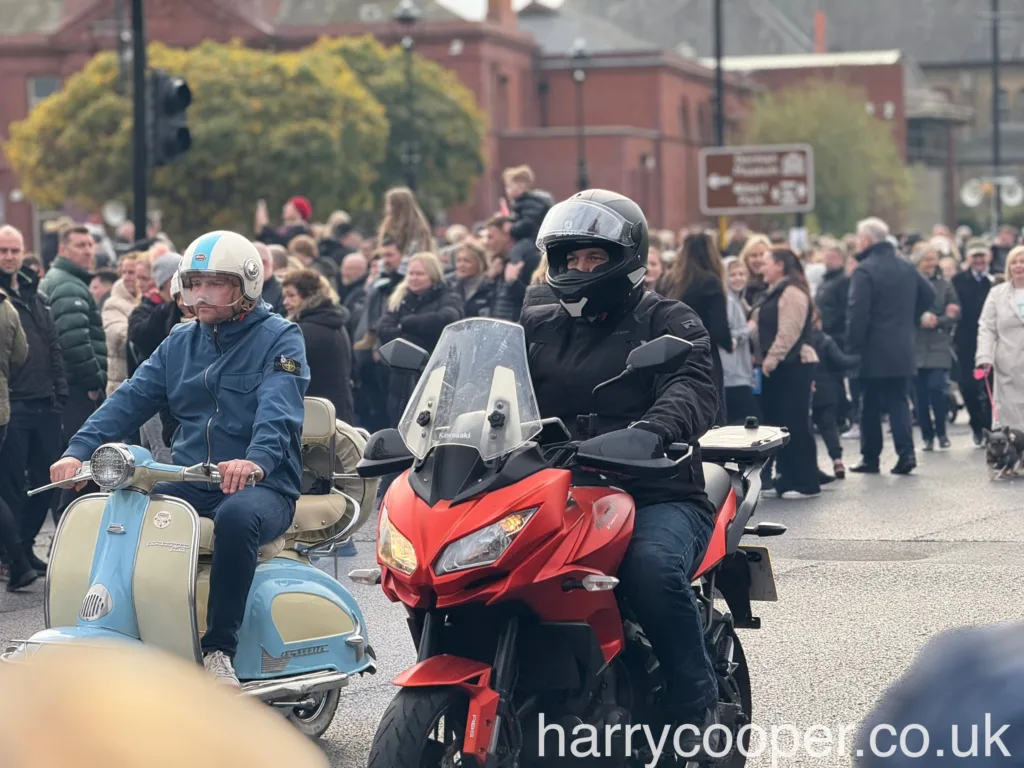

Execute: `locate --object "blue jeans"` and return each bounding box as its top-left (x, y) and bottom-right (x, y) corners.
top-left (915, 368), bottom-right (949, 442)
top-left (617, 501), bottom-right (718, 722)
top-left (151, 482), bottom-right (294, 658)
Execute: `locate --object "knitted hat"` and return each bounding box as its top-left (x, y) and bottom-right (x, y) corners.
top-left (152, 253), bottom-right (181, 289)
top-left (288, 196), bottom-right (312, 222)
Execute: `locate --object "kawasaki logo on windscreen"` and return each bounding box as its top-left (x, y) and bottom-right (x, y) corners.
top-left (438, 432), bottom-right (471, 440)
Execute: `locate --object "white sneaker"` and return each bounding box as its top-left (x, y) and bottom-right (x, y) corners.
top-left (842, 425), bottom-right (861, 440)
top-left (203, 650), bottom-right (240, 687)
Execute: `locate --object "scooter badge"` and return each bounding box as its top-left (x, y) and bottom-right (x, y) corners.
top-left (153, 511), bottom-right (172, 529)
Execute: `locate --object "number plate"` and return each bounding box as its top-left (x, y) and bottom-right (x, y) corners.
top-left (740, 545), bottom-right (778, 602)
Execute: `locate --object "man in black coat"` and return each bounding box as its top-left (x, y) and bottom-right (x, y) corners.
top-left (846, 218), bottom-right (935, 475)
top-left (951, 239), bottom-right (996, 445)
top-left (493, 166), bottom-right (552, 321)
top-left (816, 242), bottom-right (855, 428)
top-left (0, 225), bottom-right (67, 573)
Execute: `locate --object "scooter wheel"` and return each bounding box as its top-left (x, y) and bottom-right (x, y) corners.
top-left (286, 687), bottom-right (341, 739)
top-left (367, 687), bottom-right (470, 768)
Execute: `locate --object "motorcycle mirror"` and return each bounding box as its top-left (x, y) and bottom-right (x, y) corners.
top-left (379, 338), bottom-right (430, 373)
top-left (625, 335), bottom-right (693, 373)
top-left (357, 428), bottom-right (415, 478)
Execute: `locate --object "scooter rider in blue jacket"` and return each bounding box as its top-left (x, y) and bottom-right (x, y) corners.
top-left (49, 230), bottom-right (310, 686)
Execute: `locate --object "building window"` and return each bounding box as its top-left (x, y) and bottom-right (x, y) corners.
top-left (27, 76), bottom-right (61, 110)
top-left (680, 97), bottom-right (690, 141)
top-left (697, 103), bottom-right (708, 143)
top-left (906, 119), bottom-right (947, 166)
top-left (1016, 88), bottom-right (1024, 121)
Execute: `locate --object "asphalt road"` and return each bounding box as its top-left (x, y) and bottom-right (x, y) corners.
top-left (2, 421), bottom-right (1020, 766)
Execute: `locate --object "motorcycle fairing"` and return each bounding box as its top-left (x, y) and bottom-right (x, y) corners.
top-left (232, 558), bottom-right (375, 681)
top-left (692, 487), bottom-right (738, 579)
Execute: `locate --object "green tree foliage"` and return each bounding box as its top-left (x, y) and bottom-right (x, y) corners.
top-left (325, 35), bottom-right (486, 218)
top-left (742, 81), bottom-right (913, 234)
top-left (6, 36), bottom-right (486, 244)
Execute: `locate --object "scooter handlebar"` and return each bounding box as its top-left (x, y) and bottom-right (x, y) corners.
top-left (181, 464), bottom-right (258, 487)
top-left (27, 463), bottom-right (93, 496)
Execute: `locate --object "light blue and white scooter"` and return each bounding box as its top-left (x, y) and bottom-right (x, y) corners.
top-left (1, 396), bottom-right (376, 738)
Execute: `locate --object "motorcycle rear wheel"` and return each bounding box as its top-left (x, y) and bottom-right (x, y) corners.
top-left (367, 687), bottom-right (475, 768)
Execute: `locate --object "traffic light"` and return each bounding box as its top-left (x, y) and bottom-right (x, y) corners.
top-left (148, 69), bottom-right (191, 167)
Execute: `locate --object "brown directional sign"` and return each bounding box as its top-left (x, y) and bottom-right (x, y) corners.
top-left (699, 143), bottom-right (815, 216)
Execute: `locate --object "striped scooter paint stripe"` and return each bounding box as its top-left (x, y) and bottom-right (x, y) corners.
top-left (189, 231), bottom-right (224, 270)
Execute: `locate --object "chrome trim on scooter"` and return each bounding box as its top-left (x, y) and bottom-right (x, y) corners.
top-left (148, 495), bottom-right (203, 664)
top-left (241, 670), bottom-right (350, 701)
top-left (44, 492), bottom-right (109, 629)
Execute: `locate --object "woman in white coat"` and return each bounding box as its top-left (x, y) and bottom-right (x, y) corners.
top-left (976, 245), bottom-right (1024, 430)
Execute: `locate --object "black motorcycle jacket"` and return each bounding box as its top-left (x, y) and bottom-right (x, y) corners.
top-left (521, 290), bottom-right (719, 518)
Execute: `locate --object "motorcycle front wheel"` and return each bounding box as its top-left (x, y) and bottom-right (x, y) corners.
top-left (367, 687), bottom-right (473, 767)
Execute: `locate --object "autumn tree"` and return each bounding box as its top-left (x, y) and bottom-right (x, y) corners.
top-left (324, 35), bottom-right (486, 218)
top-left (5, 41), bottom-right (388, 245)
top-left (742, 81), bottom-right (914, 234)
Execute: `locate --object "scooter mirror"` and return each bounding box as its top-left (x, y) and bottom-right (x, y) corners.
top-left (625, 335), bottom-right (693, 374)
top-left (379, 338), bottom-right (430, 374)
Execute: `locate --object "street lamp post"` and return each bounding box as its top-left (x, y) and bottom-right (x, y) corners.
top-left (394, 0), bottom-right (421, 192)
top-left (571, 39), bottom-right (589, 191)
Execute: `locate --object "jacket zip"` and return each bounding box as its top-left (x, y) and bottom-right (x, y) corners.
top-left (202, 324), bottom-right (222, 466)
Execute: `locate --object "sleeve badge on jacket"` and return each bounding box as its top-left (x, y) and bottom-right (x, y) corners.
top-left (274, 356), bottom-right (302, 375)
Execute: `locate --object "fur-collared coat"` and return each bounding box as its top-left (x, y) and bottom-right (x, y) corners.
top-left (293, 285), bottom-right (355, 425)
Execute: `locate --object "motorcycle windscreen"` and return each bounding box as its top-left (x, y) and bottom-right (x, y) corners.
top-left (47, 495), bottom-right (109, 628)
top-left (132, 496), bottom-right (202, 663)
top-left (397, 317), bottom-right (543, 462)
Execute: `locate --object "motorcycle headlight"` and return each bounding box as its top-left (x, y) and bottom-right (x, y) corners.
top-left (434, 507), bottom-right (538, 576)
top-left (377, 505), bottom-right (417, 576)
top-left (90, 444), bottom-right (135, 490)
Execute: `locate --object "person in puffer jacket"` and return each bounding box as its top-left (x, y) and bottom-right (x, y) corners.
top-left (493, 165), bottom-right (552, 321)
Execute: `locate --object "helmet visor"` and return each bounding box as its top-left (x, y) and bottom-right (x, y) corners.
top-left (537, 200), bottom-right (639, 251)
top-left (179, 271), bottom-right (242, 308)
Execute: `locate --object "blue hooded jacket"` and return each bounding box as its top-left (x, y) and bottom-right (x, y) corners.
top-left (64, 302), bottom-right (310, 499)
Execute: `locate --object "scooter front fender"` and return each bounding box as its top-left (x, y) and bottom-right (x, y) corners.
top-left (2, 626), bottom-right (140, 663)
top-left (394, 655), bottom-right (499, 763)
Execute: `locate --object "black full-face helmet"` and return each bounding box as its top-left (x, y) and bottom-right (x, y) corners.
top-left (537, 189), bottom-right (649, 321)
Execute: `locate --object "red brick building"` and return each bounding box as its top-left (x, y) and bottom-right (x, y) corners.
top-left (0, 0), bottom-right (754, 249)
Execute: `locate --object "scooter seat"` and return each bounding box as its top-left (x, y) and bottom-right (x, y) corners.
top-left (197, 517), bottom-right (286, 561)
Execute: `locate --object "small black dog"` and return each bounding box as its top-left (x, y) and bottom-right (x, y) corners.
top-left (983, 426), bottom-right (1024, 479)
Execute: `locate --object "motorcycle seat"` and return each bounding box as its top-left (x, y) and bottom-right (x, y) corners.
top-left (703, 462), bottom-right (733, 511)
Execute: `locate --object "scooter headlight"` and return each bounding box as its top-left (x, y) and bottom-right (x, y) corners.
top-left (377, 505), bottom-right (417, 575)
top-left (90, 444), bottom-right (135, 490)
top-left (434, 507), bottom-right (538, 576)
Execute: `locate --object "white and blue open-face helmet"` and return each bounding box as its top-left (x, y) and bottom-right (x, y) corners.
top-left (179, 230), bottom-right (263, 309)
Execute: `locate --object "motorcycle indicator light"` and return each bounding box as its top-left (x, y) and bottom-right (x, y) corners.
top-left (433, 507), bottom-right (539, 576)
top-left (378, 506), bottom-right (417, 575)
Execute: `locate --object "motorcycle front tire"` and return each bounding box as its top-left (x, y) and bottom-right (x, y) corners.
top-left (366, 687), bottom-right (474, 768)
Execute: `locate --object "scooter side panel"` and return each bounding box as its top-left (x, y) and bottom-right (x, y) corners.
top-left (233, 559), bottom-right (373, 682)
top-left (46, 494), bottom-right (109, 628)
top-left (132, 495), bottom-right (201, 663)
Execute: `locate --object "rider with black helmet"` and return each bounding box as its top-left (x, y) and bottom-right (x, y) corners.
top-left (521, 189), bottom-right (721, 745)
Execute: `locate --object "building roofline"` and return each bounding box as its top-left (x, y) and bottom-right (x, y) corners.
top-left (540, 50), bottom-right (761, 91)
top-left (501, 125), bottom-right (662, 140)
top-left (272, 19), bottom-right (538, 53)
top-left (697, 50), bottom-right (905, 71)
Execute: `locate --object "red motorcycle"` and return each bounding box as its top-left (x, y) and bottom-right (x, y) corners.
top-left (351, 318), bottom-right (787, 768)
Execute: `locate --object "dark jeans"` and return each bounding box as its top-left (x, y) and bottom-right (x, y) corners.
top-left (0, 425), bottom-right (31, 574)
top-left (956, 358), bottom-right (992, 436)
top-left (151, 482), bottom-right (294, 658)
top-left (0, 399), bottom-right (64, 551)
top-left (860, 377), bottom-right (914, 465)
top-left (725, 385), bottom-right (761, 426)
top-left (761, 362), bottom-right (820, 494)
top-left (812, 403), bottom-right (843, 460)
top-left (617, 501), bottom-right (717, 722)
top-left (56, 386), bottom-right (101, 521)
top-left (916, 368), bottom-right (949, 442)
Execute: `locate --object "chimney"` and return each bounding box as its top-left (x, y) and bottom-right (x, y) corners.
top-left (487, 0), bottom-right (517, 29)
top-left (814, 11), bottom-right (826, 53)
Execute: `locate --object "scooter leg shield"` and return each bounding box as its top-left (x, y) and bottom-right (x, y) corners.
top-left (393, 655), bottom-right (500, 763)
top-left (232, 558), bottom-right (374, 684)
top-left (46, 494), bottom-right (109, 629)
